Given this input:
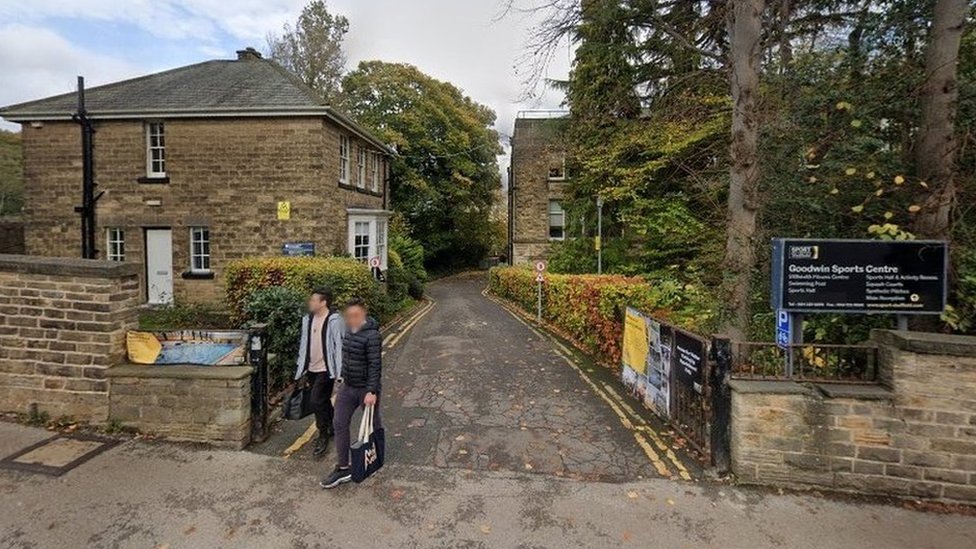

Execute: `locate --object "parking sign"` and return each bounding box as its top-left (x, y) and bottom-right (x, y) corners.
top-left (776, 310), bottom-right (791, 349)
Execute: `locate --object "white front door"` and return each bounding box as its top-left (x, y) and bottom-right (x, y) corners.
top-left (145, 229), bottom-right (174, 304)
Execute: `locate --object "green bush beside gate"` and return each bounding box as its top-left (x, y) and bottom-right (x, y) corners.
top-left (488, 266), bottom-right (714, 366)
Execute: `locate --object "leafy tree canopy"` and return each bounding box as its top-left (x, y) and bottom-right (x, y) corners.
top-left (267, 0), bottom-right (348, 103)
top-left (341, 61), bottom-right (502, 269)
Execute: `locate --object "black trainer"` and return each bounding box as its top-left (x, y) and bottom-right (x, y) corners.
top-left (320, 466), bottom-right (352, 489)
top-left (312, 436), bottom-right (329, 458)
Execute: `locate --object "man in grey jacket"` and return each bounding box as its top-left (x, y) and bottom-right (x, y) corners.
top-left (294, 287), bottom-right (345, 458)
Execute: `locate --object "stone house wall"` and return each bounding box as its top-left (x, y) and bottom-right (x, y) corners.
top-left (20, 116), bottom-right (386, 303)
top-left (730, 330), bottom-right (976, 504)
top-left (0, 254), bottom-right (142, 421)
top-left (510, 117), bottom-right (568, 265)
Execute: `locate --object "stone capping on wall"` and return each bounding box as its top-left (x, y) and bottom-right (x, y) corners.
top-left (871, 328), bottom-right (976, 358)
top-left (0, 253), bottom-right (141, 278)
top-left (104, 364), bottom-right (253, 381)
top-left (727, 379), bottom-right (895, 399)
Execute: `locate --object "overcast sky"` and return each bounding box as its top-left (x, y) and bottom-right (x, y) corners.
top-left (0, 0), bottom-right (572, 177)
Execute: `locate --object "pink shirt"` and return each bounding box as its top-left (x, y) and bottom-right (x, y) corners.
top-left (308, 313), bottom-right (327, 373)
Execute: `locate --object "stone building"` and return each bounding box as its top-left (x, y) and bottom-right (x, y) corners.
top-left (507, 112), bottom-right (569, 265)
top-left (0, 48), bottom-right (393, 304)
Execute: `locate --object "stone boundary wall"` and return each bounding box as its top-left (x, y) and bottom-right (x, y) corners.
top-left (105, 365), bottom-right (252, 449)
top-left (0, 254), bottom-right (142, 421)
top-left (730, 330), bottom-right (976, 504)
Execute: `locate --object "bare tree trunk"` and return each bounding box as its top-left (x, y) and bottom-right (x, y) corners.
top-left (721, 0), bottom-right (765, 341)
top-left (916, 0), bottom-right (969, 239)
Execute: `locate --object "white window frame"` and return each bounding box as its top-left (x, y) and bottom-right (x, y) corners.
top-left (353, 221), bottom-right (370, 260)
top-left (376, 219), bottom-right (387, 263)
top-left (106, 228), bottom-right (125, 262)
top-left (189, 226), bottom-right (211, 273)
top-left (347, 212), bottom-right (390, 270)
top-left (339, 134), bottom-right (350, 184)
top-left (357, 145), bottom-right (367, 189)
top-left (548, 153), bottom-right (567, 181)
top-left (146, 122), bottom-right (166, 177)
top-left (548, 200), bottom-right (566, 241)
top-left (370, 153), bottom-right (381, 193)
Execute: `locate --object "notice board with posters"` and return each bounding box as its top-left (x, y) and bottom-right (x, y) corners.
top-left (620, 307), bottom-right (709, 418)
top-left (771, 239), bottom-right (947, 314)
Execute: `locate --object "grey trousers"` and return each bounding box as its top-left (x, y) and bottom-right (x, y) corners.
top-left (332, 383), bottom-right (382, 468)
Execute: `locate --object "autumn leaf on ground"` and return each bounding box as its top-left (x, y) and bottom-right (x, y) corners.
top-left (390, 489), bottom-right (405, 501)
top-left (626, 490), bottom-right (639, 499)
top-left (480, 524), bottom-right (491, 534)
top-left (666, 499), bottom-right (675, 505)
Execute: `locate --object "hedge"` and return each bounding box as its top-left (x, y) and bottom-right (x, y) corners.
top-left (488, 266), bottom-right (713, 366)
top-left (225, 257), bottom-right (383, 323)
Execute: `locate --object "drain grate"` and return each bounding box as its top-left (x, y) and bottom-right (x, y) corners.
top-left (0, 434), bottom-right (120, 476)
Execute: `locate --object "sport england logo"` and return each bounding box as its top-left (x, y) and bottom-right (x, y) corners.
top-left (789, 245), bottom-right (819, 260)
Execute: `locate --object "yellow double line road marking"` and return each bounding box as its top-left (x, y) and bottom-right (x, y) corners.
top-left (484, 288), bottom-right (691, 480)
top-left (282, 298), bottom-right (436, 458)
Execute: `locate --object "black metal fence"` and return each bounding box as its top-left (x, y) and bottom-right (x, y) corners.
top-left (729, 341), bottom-right (879, 382)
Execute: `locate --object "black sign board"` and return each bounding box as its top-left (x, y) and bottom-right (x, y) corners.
top-left (771, 239), bottom-right (947, 314)
top-left (674, 329), bottom-right (706, 394)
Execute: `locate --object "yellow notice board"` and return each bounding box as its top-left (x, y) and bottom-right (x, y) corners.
top-left (277, 201), bottom-right (291, 220)
top-left (622, 307), bottom-right (649, 375)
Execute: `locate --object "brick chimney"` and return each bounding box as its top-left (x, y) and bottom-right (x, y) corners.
top-left (236, 47), bottom-right (263, 61)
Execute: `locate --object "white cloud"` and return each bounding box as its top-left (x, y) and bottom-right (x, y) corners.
top-left (0, 0), bottom-right (307, 41)
top-left (0, 24), bottom-right (149, 129)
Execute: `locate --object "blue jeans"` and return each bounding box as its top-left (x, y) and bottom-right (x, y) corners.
top-left (332, 383), bottom-right (382, 468)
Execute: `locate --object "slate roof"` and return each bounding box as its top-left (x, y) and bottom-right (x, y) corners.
top-left (0, 53), bottom-right (393, 154)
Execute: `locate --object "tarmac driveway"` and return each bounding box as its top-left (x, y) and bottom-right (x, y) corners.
top-left (380, 273), bottom-right (659, 481)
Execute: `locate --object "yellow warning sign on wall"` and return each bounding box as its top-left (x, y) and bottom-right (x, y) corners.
top-left (277, 201), bottom-right (291, 220)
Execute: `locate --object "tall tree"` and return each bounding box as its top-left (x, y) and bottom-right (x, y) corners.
top-left (915, 0), bottom-right (970, 239)
top-left (267, 1), bottom-right (349, 103)
top-left (342, 62), bottom-right (503, 269)
top-left (721, 0), bottom-right (765, 340)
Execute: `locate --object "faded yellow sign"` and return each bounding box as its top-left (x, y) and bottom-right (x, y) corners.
top-left (126, 331), bottom-right (162, 364)
top-left (622, 308), bottom-right (648, 375)
top-left (277, 201), bottom-right (291, 220)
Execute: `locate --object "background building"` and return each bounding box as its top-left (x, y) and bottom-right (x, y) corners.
top-left (508, 112), bottom-right (569, 265)
top-left (0, 48), bottom-right (393, 303)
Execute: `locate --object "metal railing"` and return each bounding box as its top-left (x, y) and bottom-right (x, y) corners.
top-left (516, 109), bottom-right (569, 119)
top-left (729, 341), bottom-right (879, 382)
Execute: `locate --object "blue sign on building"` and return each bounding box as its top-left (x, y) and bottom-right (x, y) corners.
top-left (776, 309), bottom-right (791, 350)
top-left (282, 242), bottom-right (315, 257)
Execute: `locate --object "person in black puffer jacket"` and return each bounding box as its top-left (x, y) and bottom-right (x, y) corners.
top-left (321, 297), bottom-right (383, 489)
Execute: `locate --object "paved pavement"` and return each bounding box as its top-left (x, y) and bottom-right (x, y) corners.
top-left (2, 274), bottom-right (976, 548)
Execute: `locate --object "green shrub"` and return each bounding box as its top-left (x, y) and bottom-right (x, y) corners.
top-left (390, 232), bottom-right (427, 300)
top-left (138, 302), bottom-right (231, 330)
top-left (391, 234), bottom-right (427, 278)
top-left (243, 286), bottom-right (307, 391)
top-left (488, 266), bottom-right (715, 365)
top-left (225, 257), bottom-right (383, 323)
top-left (386, 249), bottom-right (410, 303)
